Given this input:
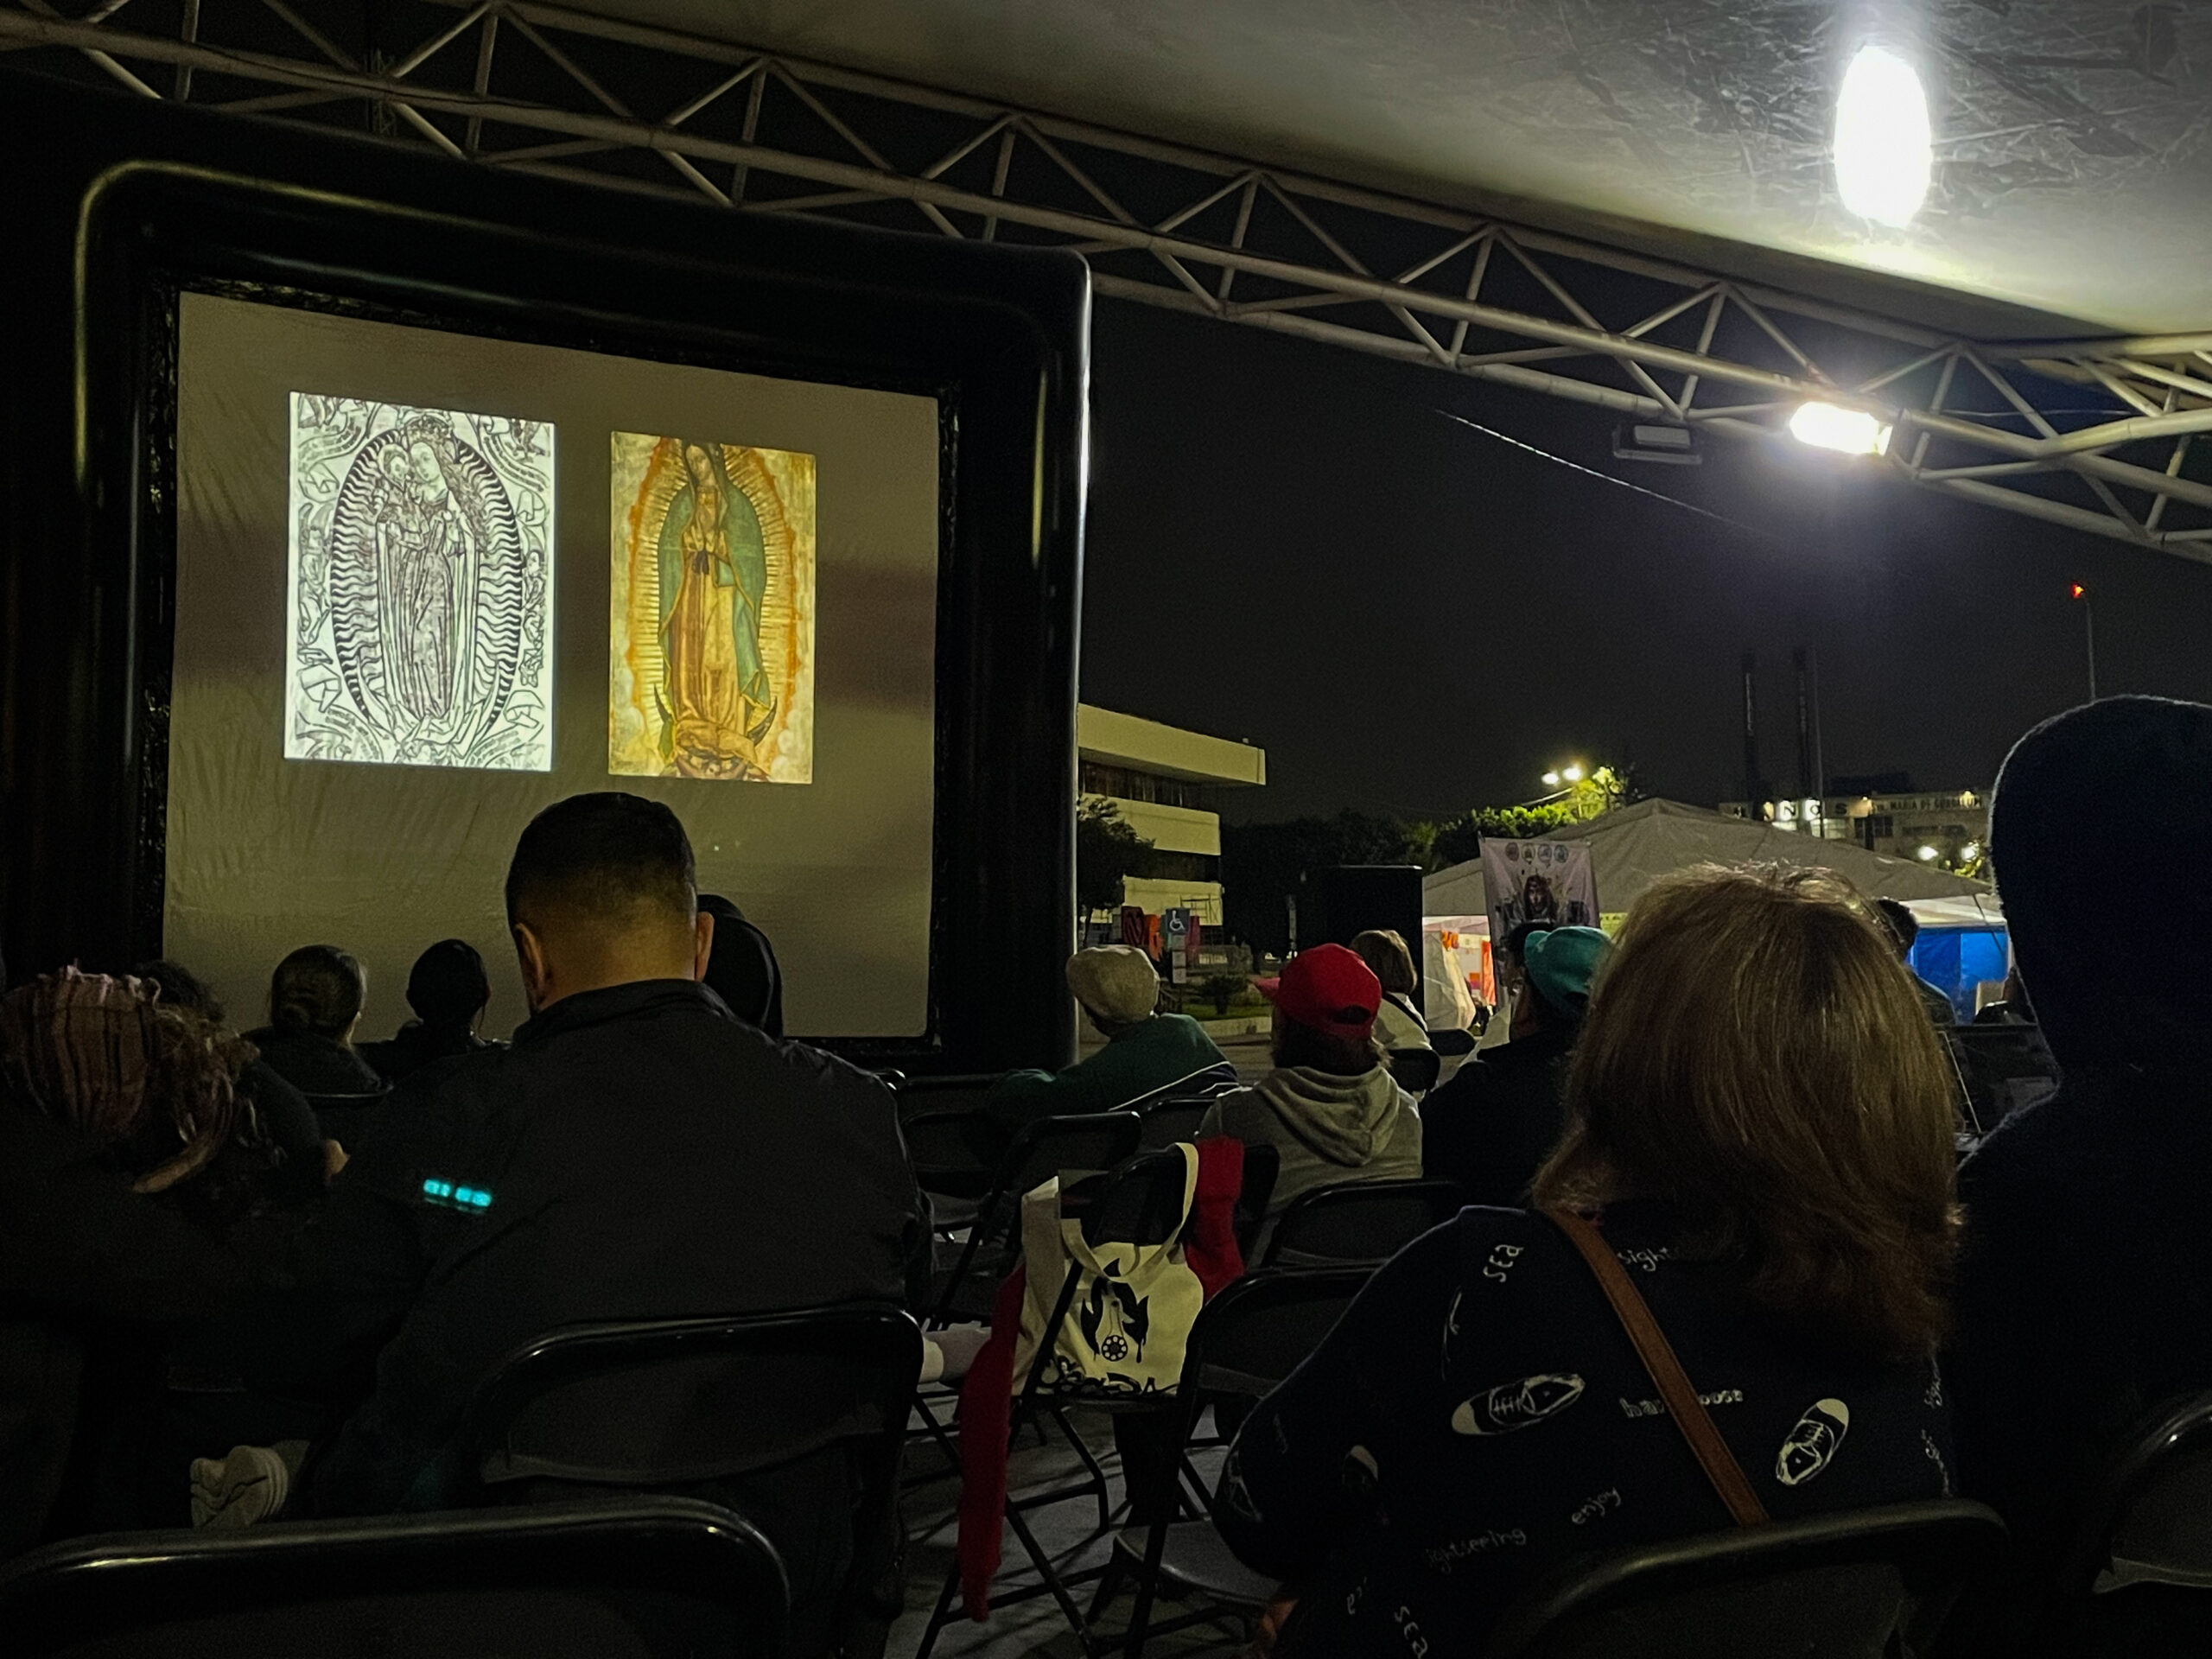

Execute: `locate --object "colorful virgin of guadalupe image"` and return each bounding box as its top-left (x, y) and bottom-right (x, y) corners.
top-left (607, 431), bottom-right (817, 785)
top-left (660, 442), bottom-right (774, 778)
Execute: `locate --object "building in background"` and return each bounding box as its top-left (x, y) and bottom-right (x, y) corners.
top-left (1078, 704), bottom-right (1266, 926)
top-left (1719, 779), bottom-right (1989, 869)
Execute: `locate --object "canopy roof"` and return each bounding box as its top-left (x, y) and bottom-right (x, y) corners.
top-left (1422, 798), bottom-right (1997, 920)
top-left (590, 0), bottom-right (2211, 335)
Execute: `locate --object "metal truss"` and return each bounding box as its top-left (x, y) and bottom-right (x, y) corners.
top-left (9, 0), bottom-right (2212, 557)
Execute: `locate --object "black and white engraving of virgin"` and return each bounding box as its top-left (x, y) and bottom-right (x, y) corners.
top-left (286, 397), bottom-right (554, 771)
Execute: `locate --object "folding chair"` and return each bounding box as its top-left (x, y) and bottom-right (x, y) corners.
top-left (1389, 1046), bottom-right (1442, 1096)
top-left (1094, 1268), bottom-right (1373, 1659)
top-left (303, 1088), bottom-right (391, 1149)
top-left (1120, 1062), bottom-right (1241, 1117)
top-left (1258, 1178), bottom-right (1465, 1269)
top-left (895, 1073), bottom-right (1013, 1201)
top-left (2059, 1388), bottom-right (2212, 1654)
top-left (449, 1304), bottom-right (920, 1658)
top-left (914, 1147), bottom-right (1208, 1659)
top-left (0, 1495), bottom-right (789, 1658)
top-left (1231, 1145), bottom-right (1280, 1264)
top-left (925, 1111), bottom-right (1144, 1327)
top-left (1136, 1095), bottom-right (1214, 1150)
top-left (1481, 1499), bottom-right (2006, 1657)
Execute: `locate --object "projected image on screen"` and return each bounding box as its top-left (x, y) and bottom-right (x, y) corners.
top-left (609, 433), bottom-right (816, 784)
top-left (286, 394), bottom-right (555, 771)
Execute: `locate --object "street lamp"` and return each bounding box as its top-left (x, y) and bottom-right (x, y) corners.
top-left (1561, 765), bottom-right (1585, 784)
top-left (1541, 771), bottom-right (1561, 787)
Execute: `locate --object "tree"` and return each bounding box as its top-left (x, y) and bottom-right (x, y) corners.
top-left (1075, 797), bottom-right (1153, 919)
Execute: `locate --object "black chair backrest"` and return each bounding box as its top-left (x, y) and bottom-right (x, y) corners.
top-left (1432, 1026), bottom-right (1478, 1058)
top-left (1179, 1268), bottom-right (1371, 1419)
top-left (1138, 1096), bottom-right (1213, 1149)
top-left (1481, 1499), bottom-right (2008, 1659)
top-left (1944, 1024), bottom-right (2060, 1137)
top-left (455, 1304), bottom-right (921, 1496)
top-left (893, 1071), bottom-right (1007, 1121)
top-left (993, 1110), bottom-right (1146, 1212)
top-left (1260, 1178), bottom-right (1466, 1269)
top-left (1389, 1046), bottom-right (1442, 1095)
top-left (0, 1496), bottom-right (788, 1658)
top-left (304, 1089), bottom-right (389, 1146)
top-left (2066, 1389), bottom-right (2212, 1598)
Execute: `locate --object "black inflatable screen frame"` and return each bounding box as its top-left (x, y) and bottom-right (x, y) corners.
top-left (0, 72), bottom-right (1086, 1073)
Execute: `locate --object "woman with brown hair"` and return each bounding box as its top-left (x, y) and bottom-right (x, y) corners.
top-left (1214, 866), bottom-right (1961, 1655)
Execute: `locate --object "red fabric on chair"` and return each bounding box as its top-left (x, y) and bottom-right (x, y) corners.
top-left (952, 1136), bottom-right (1247, 1619)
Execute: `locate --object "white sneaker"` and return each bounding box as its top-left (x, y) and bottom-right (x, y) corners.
top-left (189, 1444), bottom-right (291, 1529)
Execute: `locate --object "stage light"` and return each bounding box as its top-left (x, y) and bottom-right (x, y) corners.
top-left (1790, 402), bottom-right (1892, 456)
top-left (1562, 765), bottom-right (1585, 784)
top-left (1961, 842), bottom-right (1981, 860)
top-left (1834, 45), bottom-right (1931, 227)
top-left (1542, 771), bottom-right (1561, 787)
top-left (1916, 845), bottom-right (1938, 861)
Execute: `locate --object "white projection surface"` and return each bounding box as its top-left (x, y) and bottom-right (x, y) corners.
top-left (170, 294), bottom-right (940, 1039)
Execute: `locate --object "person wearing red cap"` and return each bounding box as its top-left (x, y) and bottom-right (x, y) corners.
top-left (1198, 944), bottom-right (1422, 1255)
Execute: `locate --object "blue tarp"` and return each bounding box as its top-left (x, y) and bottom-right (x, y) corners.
top-left (1910, 928), bottom-right (2010, 1021)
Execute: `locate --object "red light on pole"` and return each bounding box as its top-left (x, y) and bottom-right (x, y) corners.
top-left (2072, 584), bottom-right (2096, 700)
top-left (2070, 582), bottom-right (2087, 600)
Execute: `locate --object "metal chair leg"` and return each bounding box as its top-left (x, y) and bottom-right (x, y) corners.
top-left (912, 1560), bottom-right (963, 1659)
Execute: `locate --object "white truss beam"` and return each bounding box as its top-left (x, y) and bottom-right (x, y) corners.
top-left (7, 0), bottom-right (2210, 557)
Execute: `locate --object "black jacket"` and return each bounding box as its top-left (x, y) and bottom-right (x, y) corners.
top-left (1217, 1203), bottom-right (1952, 1656)
top-left (1418, 1028), bottom-right (1574, 1208)
top-left (1953, 1067), bottom-right (2212, 1581)
top-left (0, 1105), bottom-right (243, 1557)
top-left (357, 1023), bottom-right (497, 1086)
top-left (276, 979), bottom-right (927, 1515)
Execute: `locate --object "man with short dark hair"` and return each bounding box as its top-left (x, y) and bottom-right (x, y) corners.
top-left (254, 793), bottom-right (925, 1647)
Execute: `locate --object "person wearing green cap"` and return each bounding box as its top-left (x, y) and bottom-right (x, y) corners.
top-left (1420, 925), bottom-right (1611, 1208)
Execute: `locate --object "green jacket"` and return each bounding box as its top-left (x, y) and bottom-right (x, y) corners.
top-left (986, 1014), bottom-right (1233, 1134)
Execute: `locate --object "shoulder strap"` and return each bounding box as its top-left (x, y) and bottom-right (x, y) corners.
top-left (1543, 1205), bottom-right (1770, 1528)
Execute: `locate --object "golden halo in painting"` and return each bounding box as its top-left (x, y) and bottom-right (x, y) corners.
top-left (608, 434), bottom-right (816, 783)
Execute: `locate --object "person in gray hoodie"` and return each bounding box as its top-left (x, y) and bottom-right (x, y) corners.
top-left (1199, 944), bottom-right (1422, 1255)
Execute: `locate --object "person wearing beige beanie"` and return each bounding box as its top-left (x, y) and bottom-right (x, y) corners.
top-left (982, 945), bottom-right (1235, 1141)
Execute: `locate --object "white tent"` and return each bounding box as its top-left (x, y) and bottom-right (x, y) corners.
top-left (1423, 798), bottom-right (1996, 923)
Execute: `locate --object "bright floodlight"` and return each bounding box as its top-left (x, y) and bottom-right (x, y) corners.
top-left (1562, 765), bottom-right (1585, 784)
top-left (1790, 401), bottom-right (1892, 456)
top-left (1834, 45), bottom-right (1931, 226)
top-left (1961, 842), bottom-right (1981, 860)
top-left (1541, 771), bottom-right (1562, 787)
top-left (1916, 845), bottom-right (1939, 861)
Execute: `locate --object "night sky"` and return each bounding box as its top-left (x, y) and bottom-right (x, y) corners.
top-left (1079, 297), bottom-right (2212, 823)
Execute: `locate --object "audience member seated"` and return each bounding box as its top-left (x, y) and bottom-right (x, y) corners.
top-left (136, 958), bottom-right (336, 1205)
top-left (697, 893), bottom-right (785, 1034)
top-left (0, 968), bottom-right (296, 1548)
top-left (983, 944), bottom-right (1231, 1137)
top-left (1198, 944), bottom-right (1420, 1253)
top-left (1420, 925), bottom-right (1609, 1208)
top-left (1352, 929), bottom-right (1431, 1056)
top-left (1475, 919), bottom-right (1548, 1052)
top-left (1212, 867), bottom-right (1961, 1656)
top-left (1874, 898), bottom-right (1957, 1027)
top-left (357, 940), bottom-right (499, 1084)
top-left (227, 792), bottom-right (927, 1649)
top-left (246, 945), bottom-right (385, 1098)
top-left (1948, 697), bottom-right (2212, 1646)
